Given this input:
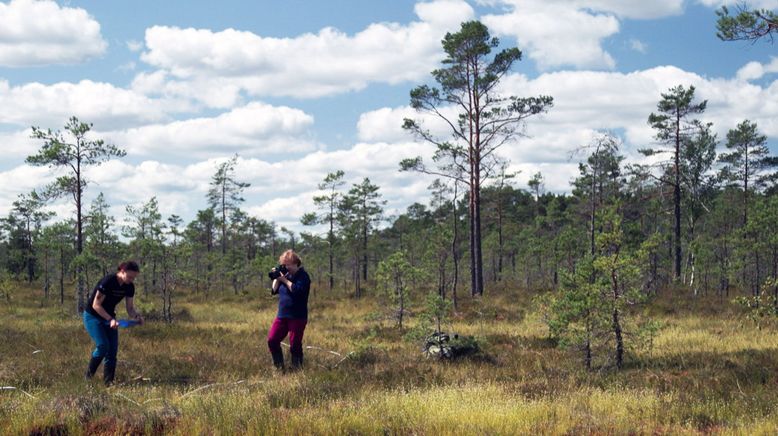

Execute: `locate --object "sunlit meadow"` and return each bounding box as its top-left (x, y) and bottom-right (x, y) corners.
top-left (2, 282), bottom-right (778, 435)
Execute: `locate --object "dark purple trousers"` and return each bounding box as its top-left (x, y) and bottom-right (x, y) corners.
top-left (267, 317), bottom-right (307, 358)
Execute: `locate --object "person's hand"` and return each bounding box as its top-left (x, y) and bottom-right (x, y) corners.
top-left (109, 318), bottom-right (119, 329)
top-left (283, 276), bottom-right (293, 288)
top-left (135, 314), bottom-right (145, 325)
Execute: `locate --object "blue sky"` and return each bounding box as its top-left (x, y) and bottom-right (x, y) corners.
top-left (1, 0), bottom-right (777, 235)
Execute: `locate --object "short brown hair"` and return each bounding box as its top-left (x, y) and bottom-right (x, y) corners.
top-left (118, 260), bottom-right (140, 272)
top-left (279, 250), bottom-right (301, 266)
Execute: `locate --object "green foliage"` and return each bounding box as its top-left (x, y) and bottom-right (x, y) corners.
top-left (640, 84), bottom-right (712, 282)
top-left (545, 256), bottom-right (603, 349)
top-left (402, 292), bottom-right (454, 343)
top-left (0, 271), bottom-right (12, 302)
top-left (716, 5), bottom-right (778, 43)
top-left (423, 291), bottom-right (452, 333)
top-left (402, 20), bottom-right (552, 296)
top-left (545, 206), bottom-right (657, 369)
top-left (376, 250), bottom-right (427, 329)
top-left (132, 295), bottom-right (156, 316)
top-left (632, 318), bottom-right (664, 359)
top-left (733, 277), bottom-right (778, 328)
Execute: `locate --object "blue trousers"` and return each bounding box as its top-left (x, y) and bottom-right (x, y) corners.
top-left (83, 311), bottom-right (119, 367)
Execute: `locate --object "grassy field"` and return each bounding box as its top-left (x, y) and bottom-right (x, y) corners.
top-left (2, 283), bottom-right (778, 435)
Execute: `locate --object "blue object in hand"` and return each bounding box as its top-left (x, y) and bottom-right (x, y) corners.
top-left (103, 319), bottom-right (141, 328)
top-left (118, 319), bottom-right (140, 328)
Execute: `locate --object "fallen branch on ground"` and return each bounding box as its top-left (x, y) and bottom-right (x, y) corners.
top-left (280, 342), bottom-right (355, 369)
top-left (178, 380), bottom-right (265, 400)
top-left (1, 386), bottom-right (36, 399)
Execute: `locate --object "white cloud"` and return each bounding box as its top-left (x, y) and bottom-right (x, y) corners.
top-left (482, 0), bottom-right (619, 70)
top-left (0, 164), bottom-right (49, 204)
top-left (0, 129), bottom-right (39, 161)
top-left (1, 139), bottom-right (434, 234)
top-left (629, 39), bottom-right (648, 53)
top-left (736, 57), bottom-right (778, 82)
top-left (104, 102), bottom-right (317, 160)
top-left (511, 162), bottom-right (581, 193)
top-left (135, 0), bottom-right (474, 103)
top-left (245, 141), bottom-right (435, 230)
top-left (126, 40), bottom-right (143, 52)
top-left (696, 0), bottom-right (778, 9)
top-left (357, 106), bottom-right (458, 143)
top-left (357, 107), bottom-right (412, 143)
top-left (498, 66), bottom-right (705, 144)
top-left (0, 79), bottom-right (174, 129)
top-left (415, 0), bottom-right (476, 27)
top-left (0, 0), bottom-right (107, 66)
top-left (354, 64), bottom-right (778, 200)
top-left (574, 0), bottom-right (684, 19)
top-left (479, 0), bottom-right (685, 19)
top-left (479, 0), bottom-right (687, 71)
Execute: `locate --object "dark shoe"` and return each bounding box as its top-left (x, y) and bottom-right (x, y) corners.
top-left (271, 349), bottom-right (285, 371)
top-left (85, 356), bottom-right (102, 379)
top-left (290, 353), bottom-right (303, 370)
top-left (103, 364), bottom-right (116, 386)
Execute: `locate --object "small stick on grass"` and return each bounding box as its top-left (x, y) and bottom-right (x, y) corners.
top-left (1, 386), bottom-right (36, 399)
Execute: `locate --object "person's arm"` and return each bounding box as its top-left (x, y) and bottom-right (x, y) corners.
top-left (92, 291), bottom-right (119, 329)
top-left (272, 278), bottom-right (280, 294)
top-left (279, 275), bottom-right (294, 293)
top-left (125, 297), bottom-right (145, 324)
top-left (285, 272), bottom-right (310, 295)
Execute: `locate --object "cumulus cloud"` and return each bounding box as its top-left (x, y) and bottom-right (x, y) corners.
top-left (2, 99), bottom-right (320, 178)
top-left (135, 0), bottom-right (474, 103)
top-left (103, 102), bottom-right (317, 160)
top-left (357, 106), bottom-right (457, 143)
top-left (479, 0), bottom-right (686, 71)
top-left (0, 129), bottom-right (39, 161)
top-left (0, 79), bottom-right (175, 129)
top-left (4, 57), bottom-right (778, 233)
top-left (482, 1), bottom-right (619, 70)
top-left (245, 141), bottom-right (435, 229)
top-left (1, 139), bottom-right (434, 234)
top-left (736, 57), bottom-right (778, 82)
top-left (0, 164), bottom-right (50, 202)
top-left (0, 0), bottom-right (107, 66)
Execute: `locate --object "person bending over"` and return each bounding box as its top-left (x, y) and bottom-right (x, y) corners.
top-left (83, 261), bottom-right (144, 385)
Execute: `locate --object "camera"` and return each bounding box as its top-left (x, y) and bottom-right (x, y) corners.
top-left (268, 264), bottom-right (288, 280)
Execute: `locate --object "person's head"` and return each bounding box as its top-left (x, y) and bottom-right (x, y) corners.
top-left (117, 260), bottom-right (140, 284)
top-left (279, 250), bottom-right (301, 274)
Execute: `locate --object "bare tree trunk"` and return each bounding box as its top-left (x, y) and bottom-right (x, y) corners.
top-left (353, 254), bottom-right (361, 298)
top-left (451, 186), bottom-right (460, 311)
top-left (611, 270), bottom-right (624, 369)
top-left (673, 119), bottom-right (682, 282)
top-left (474, 167), bottom-right (484, 296)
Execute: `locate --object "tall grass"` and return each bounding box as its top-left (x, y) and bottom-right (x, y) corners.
top-left (2, 283), bottom-right (778, 434)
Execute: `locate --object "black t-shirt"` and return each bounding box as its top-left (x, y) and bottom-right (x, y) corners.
top-left (86, 273), bottom-right (135, 319)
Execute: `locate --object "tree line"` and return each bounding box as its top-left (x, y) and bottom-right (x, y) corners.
top-left (1, 18), bottom-right (777, 369)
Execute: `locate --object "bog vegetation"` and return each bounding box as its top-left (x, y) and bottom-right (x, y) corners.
top-left (4, 284), bottom-right (778, 434)
top-left (2, 16), bottom-right (778, 434)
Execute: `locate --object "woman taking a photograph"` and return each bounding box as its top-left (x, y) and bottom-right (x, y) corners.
top-left (267, 249), bottom-right (311, 371)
